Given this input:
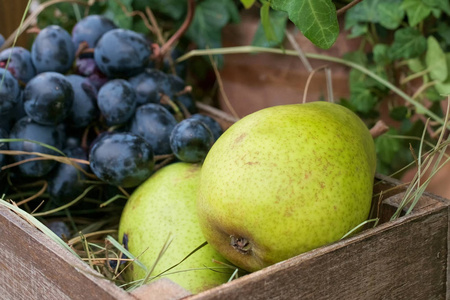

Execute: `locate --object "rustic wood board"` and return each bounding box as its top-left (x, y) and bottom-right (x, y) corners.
top-left (0, 206), bottom-right (134, 300)
top-left (187, 203), bottom-right (449, 300)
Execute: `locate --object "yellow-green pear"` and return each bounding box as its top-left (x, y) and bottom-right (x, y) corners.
top-left (118, 162), bottom-right (233, 293)
top-left (197, 101), bottom-right (376, 272)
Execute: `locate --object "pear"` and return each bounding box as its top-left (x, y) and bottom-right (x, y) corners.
top-left (197, 102), bottom-right (376, 272)
top-left (118, 162), bottom-right (233, 293)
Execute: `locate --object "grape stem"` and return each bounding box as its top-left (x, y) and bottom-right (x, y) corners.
top-left (159, 0), bottom-right (196, 57)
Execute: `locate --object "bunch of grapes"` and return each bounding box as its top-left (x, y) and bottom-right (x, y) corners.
top-left (0, 15), bottom-right (223, 214)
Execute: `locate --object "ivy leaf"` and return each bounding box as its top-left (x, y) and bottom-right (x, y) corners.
top-left (389, 27), bottom-right (427, 60)
top-left (350, 81), bottom-right (378, 113)
top-left (435, 54), bottom-right (450, 96)
top-left (241, 0), bottom-right (256, 9)
top-left (401, 0), bottom-right (432, 27)
top-left (345, 0), bottom-right (381, 24)
top-left (425, 36), bottom-right (448, 82)
top-left (375, 128), bottom-right (401, 165)
top-left (269, 0), bottom-right (339, 49)
top-left (423, 0), bottom-right (450, 15)
top-left (408, 58), bottom-right (426, 73)
top-left (347, 23), bottom-right (368, 38)
top-left (134, 0), bottom-right (186, 20)
top-left (252, 10), bottom-right (288, 47)
top-left (378, 1), bottom-right (405, 29)
top-left (373, 44), bottom-right (391, 66)
top-left (185, 0), bottom-right (240, 67)
top-left (437, 22), bottom-right (450, 46)
top-left (103, 0), bottom-right (133, 29)
top-left (260, 1), bottom-right (277, 42)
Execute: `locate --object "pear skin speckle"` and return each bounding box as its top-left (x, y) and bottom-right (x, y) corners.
top-left (197, 102), bottom-right (376, 272)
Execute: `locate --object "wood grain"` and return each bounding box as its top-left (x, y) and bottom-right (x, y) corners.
top-left (0, 206), bottom-right (134, 300)
top-left (187, 199), bottom-right (449, 300)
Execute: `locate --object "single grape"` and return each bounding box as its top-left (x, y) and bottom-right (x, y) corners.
top-left (129, 103), bottom-right (178, 155)
top-left (0, 128), bottom-right (8, 168)
top-left (46, 221), bottom-right (71, 239)
top-left (97, 79), bottom-right (136, 126)
top-left (0, 68), bottom-right (21, 116)
top-left (23, 72), bottom-right (74, 125)
top-left (72, 15), bottom-right (117, 49)
top-left (0, 47), bottom-right (36, 83)
top-left (9, 117), bottom-right (64, 177)
top-left (0, 34), bottom-right (4, 48)
top-left (94, 29), bottom-right (151, 78)
top-left (31, 25), bottom-right (76, 74)
top-left (89, 132), bottom-right (154, 187)
top-left (48, 146), bottom-right (89, 205)
top-left (128, 69), bottom-right (164, 105)
top-left (65, 74), bottom-right (99, 128)
top-left (169, 119), bottom-right (214, 163)
top-left (189, 114), bottom-right (223, 141)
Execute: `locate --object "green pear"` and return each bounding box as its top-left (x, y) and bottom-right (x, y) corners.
top-left (197, 102), bottom-right (376, 272)
top-left (118, 162), bottom-right (233, 293)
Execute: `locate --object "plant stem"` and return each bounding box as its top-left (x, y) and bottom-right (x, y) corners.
top-left (160, 0), bottom-right (196, 56)
top-left (400, 68), bottom-right (431, 85)
top-left (176, 46), bottom-right (446, 127)
top-left (336, 0), bottom-right (364, 16)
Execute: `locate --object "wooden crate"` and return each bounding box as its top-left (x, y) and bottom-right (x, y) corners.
top-left (1, 105), bottom-right (449, 300)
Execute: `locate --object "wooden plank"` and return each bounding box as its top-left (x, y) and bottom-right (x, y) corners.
top-left (0, 206), bottom-right (134, 300)
top-left (187, 205), bottom-right (449, 300)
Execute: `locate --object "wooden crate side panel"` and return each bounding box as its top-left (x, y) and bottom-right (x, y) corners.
top-left (189, 207), bottom-right (448, 300)
top-left (0, 207), bottom-right (133, 300)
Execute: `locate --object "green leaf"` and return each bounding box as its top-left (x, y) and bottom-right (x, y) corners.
top-left (252, 10), bottom-right (288, 47)
top-left (389, 106), bottom-right (409, 121)
top-left (408, 58), bottom-right (426, 72)
top-left (437, 23), bottom-right (450, 46)
top-left (435, 54), bottom-right (450, 96)
top-left (378, 1), bottom-right (405, 29)
top-left (423, 0), bottom-right (450, 15)
top-left (345, 0), bottom-right (381, 24)
top-left (425, 36), bottom-right (448, 82)
top-left (373, 44), bottom-right (391, 65)
top-left (401, 0), bottom-right (432, 27)
top-left (350, 82), bottom-right (378, 113)
top-left (375, 128), bottom-right (401, 165)
top-left (343, 50), bottom-right (368, 65)
top-left (269, 0), bottom-right (339, 49)
top-left (185, 0), bottom-right (239, 67)
top-left (133, 0), bottom-right (186, 20)
top-left (103, 0), bottom-right (133, 29)
top-left (260, 1), bottom-right (277, 42)
top-left (347, 23), bottom-right (368, 38)
top-left (389, 27), bottom-right (427, 60)
top-left (241, 0), bottom-right (256, 9)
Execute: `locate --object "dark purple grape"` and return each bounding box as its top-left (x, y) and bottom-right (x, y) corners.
top-left (97, 79), bottom-right (136, 126)
top-left (0, 34), bottom-right (4, 48)
top-left (0, 68), bottom-right (21, 116)
top-left (31, 25), bottom-right (75, 74)
top-left (48, 146), bottom-right (89, 205)
top-left (189, 114), bottom-right (223, 141)
top-left (162, 47), bottom-right (187, 78)
top-left (0, 128), bottom-right (8, 168)
top-left (23, 72), bottom-right (74, 125)
top-left (46, 221), bottom-right (71, 239)
top-left (75, 57), bottom-right (109, 90)
top-left (89, 132), bottom-right (154, 187)
top-left (164, 74), bottom-right (186, 97)
top-left (173, 93), bottom-right (198, 116)
top-left (128, 69), bottom-right (163, 105)
top-left (169, 119), bottom-right (214, 163)
top-left (129, 103), bottom-right (177, 155)
top-left (94, 29), bottom-right (151, 78)
top-left (0, 47), bottom-right (36, 83)
top-left (9, 117), bottom-right (64, 177)
top-left (72, 15), bottom-right (117, 49)
top-left (65, 74), bottom-right (98, 128)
